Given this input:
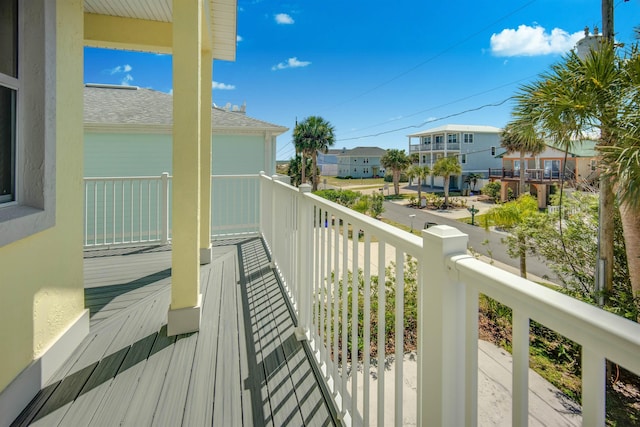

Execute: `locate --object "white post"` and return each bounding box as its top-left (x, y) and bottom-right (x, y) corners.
top-left (295, 183), bottom-right (312, 341)
top-left (161, 172), bottom-right (170, 244)
top-left (418, 225), bottom-right (468, 426)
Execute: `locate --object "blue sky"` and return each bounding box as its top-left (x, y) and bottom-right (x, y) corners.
top-left (84, 0), bottom-right (640, 160)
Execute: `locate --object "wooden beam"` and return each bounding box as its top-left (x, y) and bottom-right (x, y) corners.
top-left (84, 13), bottom-right (172, 54)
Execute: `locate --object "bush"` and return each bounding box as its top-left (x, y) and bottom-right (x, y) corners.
top-left (384, 173), bottom-right (408, 183)
top-left (481, 181), bottom-right (502, 203)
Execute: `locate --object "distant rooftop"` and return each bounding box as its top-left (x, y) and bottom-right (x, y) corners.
top-left (336, 146), bottom-right (387, 157)
top-left (407, 124), bottom-right (502, 137)
top-left (84, 84), bottom-right (288, 134)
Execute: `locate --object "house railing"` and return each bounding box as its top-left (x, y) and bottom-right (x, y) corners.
top-left (258, 172), bottom-right (640, 426)
top-left (83, 174), bottom-right (263, 248)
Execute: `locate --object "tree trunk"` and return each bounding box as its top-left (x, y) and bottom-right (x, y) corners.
top-left (519, 152), bottom-right (526, 196)
top-left (519, 236), bottom-right (527, 278)
top-left (600, 175), bottom-right (616, 300)
top-left (443, 176), bottom-right (449, 208)
top-left (311, 152), bottom-right (318, 191)
top-left (393, 171), bottom-right (400, 195)
top-left (619, 200), bottom-right (640, 308)
top-left (300, 153), bottom-right (306, 185)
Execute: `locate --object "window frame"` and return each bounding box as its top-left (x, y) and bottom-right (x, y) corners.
top-left (491, 146), bottom-right (496, 156)
top-left (447, 133), bottom-right (458, 144)
top-left (0, 0), bottom-right (56, 248)
top-left (460, 154), bottom-right (467, 164)
top-left (463, 133), bottom-right (474, 144)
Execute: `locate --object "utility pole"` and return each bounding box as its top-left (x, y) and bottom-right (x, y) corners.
top-left (594, 0), bottom-right (615, 305)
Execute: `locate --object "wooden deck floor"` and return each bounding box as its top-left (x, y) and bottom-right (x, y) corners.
top-left (12, 237), bottom-right (337, 426)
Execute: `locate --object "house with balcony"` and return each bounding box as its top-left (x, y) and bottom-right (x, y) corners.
top-left (336, 146), bottom-right (386, 178)
top-left (2, 2), bottom-right (640, 426)
top-left (489, 140), bottom-right (599, 207)
top-left (316, 148), bottom-right (341, 177)
top-left (408, 124), bottom-right (503, 189)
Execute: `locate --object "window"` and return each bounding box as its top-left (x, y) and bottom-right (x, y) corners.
top-left (0, 0), bottom-right (56, 247)
top-left (447, 133), bottom-right (458, 144)
top-left (491, 146), bottom-right (496, 156)
top-left (422, 155), bottom-right (426, 163)
top-left (460, 154), bottom-right (467, 164)
top-left (463, 133), bottom-right (474, 144)
top-left (422, 136), bottom-right (431, 145)
top-left (435, 135), bottom-right (443, 144)
top-left (0, 0), bottom-right (18, 204)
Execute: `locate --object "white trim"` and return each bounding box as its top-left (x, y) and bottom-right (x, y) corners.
top-left (0, 310), bottom-right (89, 427)
top-left (200, 246), bottom-right (212, 265)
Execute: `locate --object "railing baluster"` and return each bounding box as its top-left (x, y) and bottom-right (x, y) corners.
top-left (394, 248), bottom-right (404, 426)
top-left (112, 180), bottom-right (116, 245)
top-left (333, 213), bottom-right (340, 386)
top-left (512, 309), bottom-right (529, 427)
top-left (377, 240), bottom-right (386, 427)
top-left (351, 223), bottom-right (359, 423)
top-left (465, 286), bottom-right (479, 427)
top-left (341, 218), bottom-right (349, 415)
top-left (363, 232), bottom-right (371, 426)
top-left (582, 347), bottom-right (606, 426)
top-left (325, 210), bottom-right (332, 377)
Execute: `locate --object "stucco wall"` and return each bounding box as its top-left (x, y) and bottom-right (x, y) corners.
top-left (0, 0), bottom-right (86, 392)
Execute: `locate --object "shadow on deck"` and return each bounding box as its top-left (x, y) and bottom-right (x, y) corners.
top-left (12, 237), bottom-right (338, 426)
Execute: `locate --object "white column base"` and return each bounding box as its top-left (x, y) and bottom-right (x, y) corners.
top-left (200, 246), bottom-right (212, 265)
top-left (167, 294), bottom-right (202, 336)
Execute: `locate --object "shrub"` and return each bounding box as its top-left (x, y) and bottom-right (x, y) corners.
top-left (481, 181), bottom-right (502, 203)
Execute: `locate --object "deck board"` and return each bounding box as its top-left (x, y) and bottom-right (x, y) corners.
top-left (12, 238), bottom-right (338, 427)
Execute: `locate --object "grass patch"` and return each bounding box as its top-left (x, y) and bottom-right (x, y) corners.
top-left (458, 213), bottom-right (492, 226)
top-left (324, 176), bottom-right (385, 187)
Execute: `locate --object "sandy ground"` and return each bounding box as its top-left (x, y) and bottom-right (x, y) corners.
top-left (343, 341), bottom-right (581, 426)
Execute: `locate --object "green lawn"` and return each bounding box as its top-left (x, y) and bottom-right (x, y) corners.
top-left (324, 176), bottom-right (385, 188)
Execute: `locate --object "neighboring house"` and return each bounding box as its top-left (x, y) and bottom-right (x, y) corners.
top-left (0, 1), bottom-right (238, 423)
top-left (316, 148), bottom-right (341, 177)
top-left (490, 140), bottom-right (599, 207)
top-left (336, 146), bottom-right (387, 178)
top-left (84, 84), bottom-right (287, 177)
top-left (408, 124), bottom-right (503, 189)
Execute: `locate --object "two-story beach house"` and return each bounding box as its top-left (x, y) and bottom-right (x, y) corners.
top-left (408, 124), bottom-right (503, 189)
top-left (336, 146), bottom-right (387, 178)
top-left (2, 1), bottom-right (640, 426)
top-left (489, 140), bottom-right (599, 207)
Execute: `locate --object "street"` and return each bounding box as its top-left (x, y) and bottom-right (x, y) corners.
top-left (381, 200), bottom-right (557, 281)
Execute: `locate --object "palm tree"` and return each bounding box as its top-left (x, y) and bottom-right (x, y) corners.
top-left (484, 195), bottom-right (542, 278)
top-left (500, 120), bottom-right (546, 196)
top-left (406, 164), bottom-right (430, 205)
top-left (380, 149), bottom-right (411, 196)
top-left (464, 172), bottom-right (482, 193)
top-left (432, 156), bottom-right (461, 209)
top-left (293, 116), bottom-right (335, 191)
top-left (286, 154), bottom-right (312, 187)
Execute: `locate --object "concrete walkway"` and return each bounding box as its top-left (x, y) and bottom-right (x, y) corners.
top-left (347, 341), bottom-right (581, 426)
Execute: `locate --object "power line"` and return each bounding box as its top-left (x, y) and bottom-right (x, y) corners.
top-left (319, 0), bottom-right (538, 113)
top-left (337, 98), bottom-right (512, 142)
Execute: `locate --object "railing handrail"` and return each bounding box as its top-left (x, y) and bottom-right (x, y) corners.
top-left (451, 254), bottom-right (640, 372)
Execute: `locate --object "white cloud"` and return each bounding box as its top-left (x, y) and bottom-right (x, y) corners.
top-left (109, 64), bottom-right (132, 74)
top-left (490, 25), bottom-right (583, 57)
top-left (271, 57), bottom-right (311, 71)
top-left (121, 74), bottom-right (134, 86)
top-left (275, 13), bottom-right (294, 24)
top-left (212, 81), bottom-right (236, 90)
top-left (237, 35), bottom-right (243, 42)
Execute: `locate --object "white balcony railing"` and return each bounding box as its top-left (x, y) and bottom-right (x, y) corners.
top-left (258, 173), bottom-right (640, 426)
top-left (83, 174), bottom-right (263, 247)
top-left (83, 172), bottom-right (640, 426)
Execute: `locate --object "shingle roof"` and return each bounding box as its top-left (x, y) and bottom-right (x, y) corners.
top-left (407, 124), bottom-right (502, 137)
top-left (83, 84), bottom-right (288, 134)
top-left (337, 146), bottom-right (387, 157)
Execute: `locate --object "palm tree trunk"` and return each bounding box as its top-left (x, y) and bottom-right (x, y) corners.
top-left (600, 176), bottom-right (615, 300)
top-left (619, 200), bottom-right (640, 315)
top-left (311, 152), bottom-right (318, 191)
top-left (519, 152), bottom-right (526, 196)
top-left (393, 171), bottom-right (400, 195)
top-left (300, 152), bottom-right (306, 185)
top-left (443, 176), bottom-right (449, 208)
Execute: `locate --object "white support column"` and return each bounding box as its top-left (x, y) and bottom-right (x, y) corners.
top-left (294, 184), bottom-right (312, 341)
top-left (200, 50), bottom-right (213, 265)
top-left (418, 225), bottom-right (468, 426)
top-left (168, 0), bottom-right (202, 336)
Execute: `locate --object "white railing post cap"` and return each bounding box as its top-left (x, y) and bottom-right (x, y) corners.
top-left (299, 184), bottom-right (312, 193)
top-left (422, 224), bottom-right (467, 239)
